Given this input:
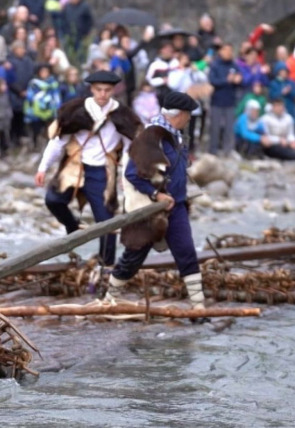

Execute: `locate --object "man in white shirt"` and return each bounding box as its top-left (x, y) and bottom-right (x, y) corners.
top-left (35, 70), bottom-right (142, 265)
top-left (146, 41), bottom-right (179, 106)
top-left (260, 98), bottom-right (295, 160)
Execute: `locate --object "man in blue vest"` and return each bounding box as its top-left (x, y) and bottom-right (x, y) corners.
top-left (108, 91), bottom-right (205, 310)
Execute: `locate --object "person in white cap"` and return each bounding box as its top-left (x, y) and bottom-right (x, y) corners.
top-left (234, 98), bottom-right (267, 157)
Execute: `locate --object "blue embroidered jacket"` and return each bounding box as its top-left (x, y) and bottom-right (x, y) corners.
top-left (125, 137), bottom-right (188, 203)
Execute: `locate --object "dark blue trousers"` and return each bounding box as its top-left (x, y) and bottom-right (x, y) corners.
top-left (112, 202), bottom-right (200, 280)
top-left (45, 164), bottom-right (116, 265)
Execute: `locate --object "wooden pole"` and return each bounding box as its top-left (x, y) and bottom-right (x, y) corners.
top-left (22, 241), bottom-right (295, 275)
top-left (144, 242), bottom-right (295, 269)
top-left (0, 202), bottom-right (168, 280)
top-left (0, 303), bottom-right (261, 318)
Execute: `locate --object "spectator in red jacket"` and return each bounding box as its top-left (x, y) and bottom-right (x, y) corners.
top-left (286, 46), bottom-right (295, 82)
top-left (248, 23), bottom-right (275, 64)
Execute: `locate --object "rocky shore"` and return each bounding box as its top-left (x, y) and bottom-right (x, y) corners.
top-left (1, 151), bottom-right (295, 260)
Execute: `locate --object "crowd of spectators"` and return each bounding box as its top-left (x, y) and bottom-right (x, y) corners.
top-left (1, 1), bottom-right (295, 161)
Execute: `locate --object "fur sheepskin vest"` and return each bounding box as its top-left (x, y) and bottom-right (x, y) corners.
top-left (121, 126), bottom-right (176, 250)
top-left (48, 97), bottom-right (142, 213)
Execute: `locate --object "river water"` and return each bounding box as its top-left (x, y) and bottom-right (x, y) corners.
top-left (1, 156), bottom-right (295, 427)
top-left (1, 305), bottom-right (295, 427)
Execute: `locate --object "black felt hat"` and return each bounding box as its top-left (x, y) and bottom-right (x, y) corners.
top-left (163, 91), bottom-right (199, 111)
top-left (84, 70), bottom-right (121, 85)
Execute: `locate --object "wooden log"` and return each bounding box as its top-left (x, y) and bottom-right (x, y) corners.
top-left (0, 303), bottom-right (261, 318)
top-left (204, 289), bottom-right (295, 305)
top-left (0, 202), bottom-right (168, 280)
top-left (144, 242), bottom-right (295, 269)
top-left (23, 241), bottom-right (295, 275)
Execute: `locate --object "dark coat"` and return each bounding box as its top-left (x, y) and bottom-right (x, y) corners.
top-left (61, 0), bottom-right (93, 41)
top-left (60, 82), bottom-right (88, 104)
top-left (7, 54), bottom-right (34, 111)
top-left (209, 56), bottom-right (240, 108)
top-left (197, 29), bottom-right (216, 52)
top-left (19, 0), bottom-right (45, 24)
top-left (0, 91), bottom-right (12, 130)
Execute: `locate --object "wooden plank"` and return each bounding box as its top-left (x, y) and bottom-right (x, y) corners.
top-left (0, 202), bottom-right (168, 280)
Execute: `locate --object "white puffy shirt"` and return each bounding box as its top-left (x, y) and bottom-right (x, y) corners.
top-left (38, 118), bottom-right (131, 173)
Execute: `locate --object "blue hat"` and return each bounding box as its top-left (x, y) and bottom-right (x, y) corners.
top-left (274, 61), bottom-right (289, 75)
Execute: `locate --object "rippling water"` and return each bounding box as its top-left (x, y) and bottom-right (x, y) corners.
top-left (1, 160), bottom-right (295, 426)
top-left (1, 306), bottom-right (295, 427)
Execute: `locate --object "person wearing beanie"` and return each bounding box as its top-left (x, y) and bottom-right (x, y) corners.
top-left (108, 91), bottom-right (206, 312)
top-left (269, 61), bottom-right (295, 119)
top-left (234, 99), bottom-right (267, 157)
top-left (35, 70), bottom-right (142, 266)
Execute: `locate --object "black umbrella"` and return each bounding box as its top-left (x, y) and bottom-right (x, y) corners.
top-left (156, 28), bottom-right (194, 38)
top-left (99, 8), bottom-right (157, 28)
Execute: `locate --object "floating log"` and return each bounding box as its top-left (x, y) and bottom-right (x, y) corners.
top-left (0, 303), bottom-right (261, 318)
top-left (0, 202), bottom-right (168, 280)
top-left (144, 242), bottom-right (295, 268)
top-left (204, 289), bottom-right (295, 305)
top-left (22, 241), bottom-right (295, 275)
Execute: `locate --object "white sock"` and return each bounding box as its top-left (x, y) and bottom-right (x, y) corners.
top-left (184, 272), bottom-right (205, 309)
top-left (109, 274), bottom-right (127, 288)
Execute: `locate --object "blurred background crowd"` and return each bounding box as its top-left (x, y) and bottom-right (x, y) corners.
top-left (1, 0), bottom-right (295, 160)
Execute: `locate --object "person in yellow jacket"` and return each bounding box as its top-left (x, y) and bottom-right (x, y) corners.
top-left (45, 0), bottom-right (62, 39)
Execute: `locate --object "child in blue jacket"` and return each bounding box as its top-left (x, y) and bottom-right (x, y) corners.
top-left (24, 63), bottom-right (61, 147)
top-left (234, 99), bottom-right (266, 157)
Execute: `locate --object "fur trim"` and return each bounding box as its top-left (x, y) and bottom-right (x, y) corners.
top-left (129, 126), bottom-right (175, 179)
top-left (103, 143), bottom-right (122, 212)
top-left (55, 97), bottom-right (142, 140)
top-left (48, 119), bottom-right (60, 139)
top-left (58, 137), bottom-right (84, 192)
top-left (120, 214), bottom-right (168, 250)
top-left (120, 153), bottom-right (169, 250)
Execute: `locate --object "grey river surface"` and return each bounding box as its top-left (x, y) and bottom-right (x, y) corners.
top-left (1, 156), bottom-right (295, 427)
top-left (1, 305), bottom-right (295, 428)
